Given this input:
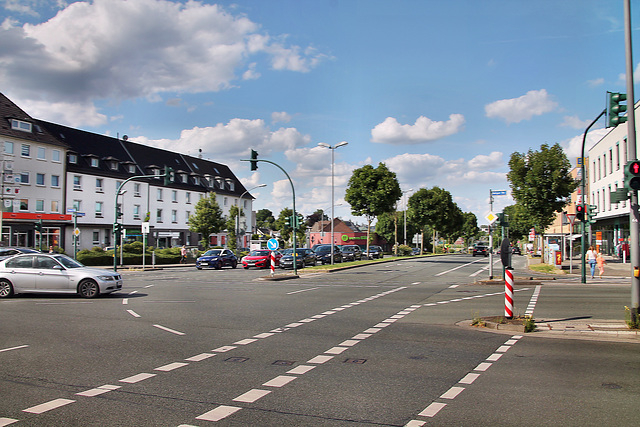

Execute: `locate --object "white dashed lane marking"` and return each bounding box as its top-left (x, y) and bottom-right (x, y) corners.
top-left (23, 399), bottom-right (75, 414)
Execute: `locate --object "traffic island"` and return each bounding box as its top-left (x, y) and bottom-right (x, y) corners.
top-left (258, 273), bottom-right (299, 281)
top-left (469, 315), bottom-right (534, 333)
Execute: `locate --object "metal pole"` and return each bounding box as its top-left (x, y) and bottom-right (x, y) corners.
top-left (489, 189), bottom-right (494, 280)
top-left (624, 0), bottom-right (640, 323)
top-left (330, 146), bottom-right (335, 264)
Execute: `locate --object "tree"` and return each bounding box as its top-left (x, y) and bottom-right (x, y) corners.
top-left (502, 204), bottom-right (533, 243)
top-left (408, 186), bottom-right (461, 252)
top-left (256, 208), bottom-right (276, 230)
top-left (307, 209), bottom-right (328, 228)
top-left (225, 205), bottom-right (242, 252)
top-left (189, 193), bottom-right (225, 249)
top-left (376, 210), bottom-right (420, 249)
top-left (460, 211), bottom-right (480, 248)
top-left (345, 163), bottom-right (402, 255)
top-left (507, 143), bottom-right (577, 233)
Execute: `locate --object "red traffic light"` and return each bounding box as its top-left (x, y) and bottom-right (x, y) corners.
top-left (576, 204), bottom-right (584, 221)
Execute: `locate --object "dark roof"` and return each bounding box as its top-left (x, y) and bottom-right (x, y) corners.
top-left (36, 120), bottom-right (250, 197)
top-left (0, 92), bottom-right (69, 148)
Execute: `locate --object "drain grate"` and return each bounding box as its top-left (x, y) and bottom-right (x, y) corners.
top-left (272, 360), bottom-right (296, 366)
top-left (225, 357), bottom-right (249, 363)
top-left (344, 358), bottom-right (367, 364)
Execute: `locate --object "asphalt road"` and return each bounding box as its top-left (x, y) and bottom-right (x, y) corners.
top-left (0, 254), bottom-right (637, 426)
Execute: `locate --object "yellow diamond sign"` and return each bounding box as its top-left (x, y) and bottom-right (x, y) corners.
top-left (485, 212), bottom-right (498, 224)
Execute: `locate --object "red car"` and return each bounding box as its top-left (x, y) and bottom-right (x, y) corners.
top-left (242, 250), bottom-right (282, 269)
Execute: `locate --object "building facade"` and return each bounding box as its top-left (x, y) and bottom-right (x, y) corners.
top-left (1, 93), bottom-right (256, 254)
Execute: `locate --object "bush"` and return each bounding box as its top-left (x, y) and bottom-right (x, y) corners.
top-left (397, 245), bottom-right (413, 256)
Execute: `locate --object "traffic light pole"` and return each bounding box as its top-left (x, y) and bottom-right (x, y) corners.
top-left (580, 109), bottom-right (606, 284)
top-left (624, 0), bottom-right (640, 324)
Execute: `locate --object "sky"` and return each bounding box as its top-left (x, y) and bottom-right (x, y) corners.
top-left (0, 0), bottom-right (636, 227)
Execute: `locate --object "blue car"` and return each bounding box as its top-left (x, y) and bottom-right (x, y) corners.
top-left (196, 249), bottom-right (238, 270)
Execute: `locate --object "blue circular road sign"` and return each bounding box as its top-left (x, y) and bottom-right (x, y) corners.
top-left (267, 238), bottom-right (279, 251)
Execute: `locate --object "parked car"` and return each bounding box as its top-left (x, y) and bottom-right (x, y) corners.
top-left (339, 245), bottom-right (363, 262)
top-left (472, 245), bottom-right (489, 257)
top-left (365, 245), bottom-right (383, 259)
top-left (0, 253), bottom-right (123, 299)
top-left (411, 247), bottom-right (421, 256)
top-left (512, 246), bottom-right (521, 255)
top-left (196, 249), bottom-right (238, 269)
top-left (242, 250), bottom-right (282, 269)
top-left (0, 247), bottom-right (40, 261)
top-left (279, 248), bottom-right (317, 269)
top-left (314, 245), bottom-right (343, 264)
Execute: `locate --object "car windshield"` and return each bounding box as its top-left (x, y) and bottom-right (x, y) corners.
top-left (203, 249), bottom-right (222, 256)
top-left (52, 254), bottom-right (85, 269)
top-left (249, 250), bottom-right (270, 256)
top-left (342, 247), bottom-right (354, 252)
top-left (282, 249), bottom-right (297, 255)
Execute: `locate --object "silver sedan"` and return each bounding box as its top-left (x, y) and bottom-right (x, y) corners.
top-left (0, 254), bottom-right (123, 299)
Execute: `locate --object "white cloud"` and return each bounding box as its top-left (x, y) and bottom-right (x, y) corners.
top-left (468, 152), bottom-right (503, 170)
top-left (20, 99), bottom-right (108, 127)
top-left (485, 89), bottom-right (557, 123)
top-left (587, 78), bottom-right (604, 87)
top-left (0, 0), bottom-right (328, 126)
top-left (271, 111), bottom-right (291, 124)
top-left (560, 115), bottom-right (591, 130)
top-left (560, 127), bottom-right (609, 161)
top-left (370, 114), bottom-right (465, 144)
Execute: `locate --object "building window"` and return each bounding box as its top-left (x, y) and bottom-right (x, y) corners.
top-left (36, 173), bottom-right (45, 186)
top-left (227, 179), bottom-right (235, 191)
top-left (95, 201), bottom-right (103, 217)
top-left (19, 199), bottom-right (28, 211)
top-left (128, 164), bottom-right (136, 173)
top-left (51, 200), bottom-right (59, 213)
top-left (224, 197), bottom-right (228, 206)
top-left (186, 192), bottom-right (191, 204)
top-left (11, 119), bottom-right (32, 133)
top-left (37, 147), bottom-right (46, 160)
top-left (609, 149), bottom-right (613, 173)
top-left (172, 190), bottom-right (177, 202)
top-left (186, 211), bottom-right (190, 223)
top-left (35, 199), bottom-right (44, 212)
top-left (156, 208), bottom-right (163, 222)
top-left (21, 144), bottom-right (30, 157)
top-left (616, 144), bottom-right (620, 170)
top-left (180, 173), bottom-right (188, 183)
top-left (109, 161), bottom-right (118, 170)
top-left (96, 178), bottom-right (103, 192)
top-left (157, 189), bottom-right (163, 201)
top-left (19, 172), bottom-right (29, 184)
top-left (193, 176), bottom-right (199, 185)
top-left (69, 153), bottom-right (78, 164)
top-left (93, 231), bottom-right (100, 245)
top-left (4, 141), bottom-right (13, 155)
top-left (90, 157), bottom-right (99, 167)
top-left (134, 205), bottom-right (140, 219)
top-left (73, 175), bottom-right (81, 190)
top-left (73, 200), bottom-right (81, 212)
top-left (51, 175), bottom-right (60, 187)
top-left (52, 150), bottom-right (61, 162)
top-left (134, 183), bottom-right (141, 197)
top-left (171, 210), bottom-right (177, 223)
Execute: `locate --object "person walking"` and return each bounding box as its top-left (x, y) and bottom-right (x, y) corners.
top-left (597, 252), bottom-right (606, 278)
top-left (585, 246), bottom-right (597, 279)
top-left (180, 245), bottom-right (187, 264)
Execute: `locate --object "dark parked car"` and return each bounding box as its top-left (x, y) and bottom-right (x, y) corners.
top-left (512, 246), bottom-right (521, 255)
top-left (242, 250), bottom-right (282, 269)
top-left (0, 247), bottom-right (40, 261)
top-left (365, 245), bottom-right (383, 259)
top-left (280, 248), bottom-right (317, 269)
top-left (196, 249), bottom-right (238, 269)
top-left (314, 245), bottom-right (342, 264)
top-left (472, 245), bottom-right (489, 257)
top-left (339, 245), bottom-right (363, 262)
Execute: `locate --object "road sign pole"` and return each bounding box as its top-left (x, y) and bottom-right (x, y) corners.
top-left (505, 267), bottom-right (514, 319)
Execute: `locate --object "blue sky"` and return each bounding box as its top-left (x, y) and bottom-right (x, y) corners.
top-left (1, 0), bottom-right (634, 226)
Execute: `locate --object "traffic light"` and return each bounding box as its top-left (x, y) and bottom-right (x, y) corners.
top-left (34, 220), bottom-right (43, 233)
top-left (576, 204), bottom-right (585, 222)
top-left (607, 91), bottom-right (627, 128)
top-left (250, 149), bottom-right (259, 171)
top-left (163, 166), bottom-right (175, 185)
top-left (587, 205), bottom-right (598, 224)
top-left (113, 223), bottom-right (122, 238)
top-left (624, 160), bottom-right (640, 191)
top-left (116, 206), bottom-right (123, 218)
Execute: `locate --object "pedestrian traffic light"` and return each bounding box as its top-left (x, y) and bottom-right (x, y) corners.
top-left (576, 204), bottom-right (585, 221)
top-left (250, 149), bottom-right (259, 171)
top-left (607, 91), bottom-right (627, 128)
top-left (113, 223), bottom-right (122, 238)
top-left (34, 220), bottom-right (43, 233)
top-left (116, 206), bottom-right (123, 218)
top-left (163, 166), bottom-right (175, 185)
top-left (624, 160), bottom-right (640, 191)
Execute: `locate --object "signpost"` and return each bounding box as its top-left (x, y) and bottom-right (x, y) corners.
top-left (267, 238), bottom-right (279, 276)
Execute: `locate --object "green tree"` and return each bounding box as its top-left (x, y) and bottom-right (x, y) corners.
top-left (189, 193), bottom-right (225, 249)
top-left (408, 186), bottom-right (461, 252)
top-left (376, 210), bottom-right (420, 250)
top-left (275, 208), bottom-right (294, 246)
top-left (460, 211), bottom-right (480, 248)
top-left (507, 143), bottom-right (577, 233)
top-left (345, 163), bottom-right (402, 255)
top-left (256, 208), bottom-right (276, 230)
top-left (225, 205), bottom-right (242, 252)
top-left (502, 204), bottom-right (533, 243)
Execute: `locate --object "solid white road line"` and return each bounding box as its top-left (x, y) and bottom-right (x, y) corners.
top-left (0, 345), bottom-right (28, 353)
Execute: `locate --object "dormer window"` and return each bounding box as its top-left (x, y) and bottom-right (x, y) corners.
top-left (216, 177), bottom-right (224, 189)
top-left (128, 164), bottom-right (136, 173)
top-left (69, 154), bottom-right (78, 164)
top-left (90, 157), bottom-right (99, 167)
top-left (10, 119), bottom-right (32, 133)
top-left (180, 173), bottom-right (188, 183)
top-left (193, 176), bottom-right (200, 185)
top-left (226, 179), bottom-right (234, 191)
top-left (109, 160), bottom-right (119, 171)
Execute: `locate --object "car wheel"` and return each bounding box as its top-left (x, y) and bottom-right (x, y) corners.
top-left (78, 279), bottom-right (100, 299)
top-left (196, 267), bottom-right (202, 270)
top-left (243, 266), bottom-right (249, 270)
top-left (0, 279), bottom-right (14, 298)
top-left (231, 260), bottom-right (237, 269)
top-left (214, 262), bottom-right (222, 270)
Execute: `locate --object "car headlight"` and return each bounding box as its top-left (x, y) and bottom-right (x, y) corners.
top-left (98, 275), bottom-right (116, 281)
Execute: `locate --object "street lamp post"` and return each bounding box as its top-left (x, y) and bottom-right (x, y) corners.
top-left (237, 184), bottom-right (266, 249)
top-left (403, 188), bottom-right (413, 246)
top-left (318, 141), bottom-right (348, 265)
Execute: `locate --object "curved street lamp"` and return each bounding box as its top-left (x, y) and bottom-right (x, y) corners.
top-left (318, 141), bottom-right (348, 265)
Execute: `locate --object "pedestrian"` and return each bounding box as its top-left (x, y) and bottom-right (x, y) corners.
top-left (180, 245), bottom-right (187, 264)
top-left (585, 246), bottom-right (597, 279)
top-left (597, 252), bottom-right (606, 278)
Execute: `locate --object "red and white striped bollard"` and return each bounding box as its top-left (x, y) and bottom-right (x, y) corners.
top-left (505, 267), bottom-right (514, 319)
top-left (270, 250), bottom-right (275, 276)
